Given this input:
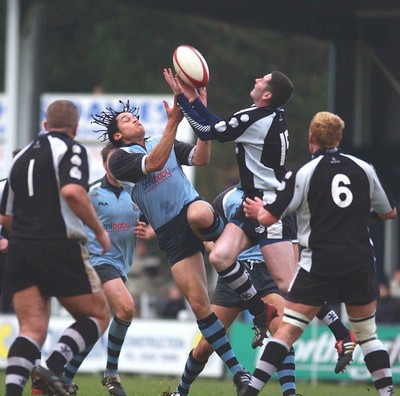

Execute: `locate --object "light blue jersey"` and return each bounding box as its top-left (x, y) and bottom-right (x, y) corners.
top-left (109, 136), bottom-right (200, 230)
top-left (86, 177), bottom-right (141, 277)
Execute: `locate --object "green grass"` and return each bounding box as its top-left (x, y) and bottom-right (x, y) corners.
top-left (0, 372), bottom-right (379, 396)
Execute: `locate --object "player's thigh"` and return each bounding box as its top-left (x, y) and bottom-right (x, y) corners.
top-left (171, 252), bottom-right (211, 318)
top-left (261, 241), bottom-right (295, 289)
top-left (209, 223), bottom-right (251, 268)
top-left (346, 300), bottom-right (377, 319)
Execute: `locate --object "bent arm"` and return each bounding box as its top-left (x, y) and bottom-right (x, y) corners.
top-left (377, 207), bottom-right (397, 220)
top-left (243, 197), bottom-right (279, 227)
top-left (61, 184), bottom-right (110, 252)
top-left (145, 98), bottom-right (183, 173)
top-left (177, 93), bottom-right (219, 141)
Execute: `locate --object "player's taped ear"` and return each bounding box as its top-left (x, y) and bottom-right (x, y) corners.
top-left (199, 211), bottom-right (224, 241)
top-left (282, 308), bottom-right (310, 331)
top-left (349, 312), bottom-right (380, 351)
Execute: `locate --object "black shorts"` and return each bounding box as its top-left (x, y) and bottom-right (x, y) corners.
top-left (211, 259), bottom-right (281, 309)
top-left (231, 205), bottom-right (296, 247)
top-left (94, 264), bottom-right (127, 284)
top-left (287, 265), bottom-right (380, 306)
top-left (6, 238), bottom-right (102, 297)
top-left (156, 202), bottom-right (205, 266)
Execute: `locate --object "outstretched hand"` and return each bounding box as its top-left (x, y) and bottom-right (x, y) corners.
top-left (243, 196), bottom-right (264, 220)
top-left (163, 68), bottom-right (183, 95)
top-left (163, 68), bottom-right (199, 102)
top-left (162, 95), bottom-right (183, 124)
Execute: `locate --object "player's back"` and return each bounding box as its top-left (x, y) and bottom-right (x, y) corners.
top-left (304, 151), bottom-right (375, 274)
top-left (8, 133), bottom-right (88, 240)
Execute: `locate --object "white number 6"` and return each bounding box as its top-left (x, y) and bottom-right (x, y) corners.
top-left (331, 174), bottom-right (353, 208)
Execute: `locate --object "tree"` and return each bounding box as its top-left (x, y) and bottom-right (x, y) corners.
top-left (1, 0), bottom-right (328, 200)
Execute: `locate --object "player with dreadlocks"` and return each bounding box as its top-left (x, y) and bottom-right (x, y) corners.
top-left (91, 93), bottom-right (278, 396)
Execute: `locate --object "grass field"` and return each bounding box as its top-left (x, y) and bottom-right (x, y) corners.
top-left (0, 372), bottom-right (379, 396)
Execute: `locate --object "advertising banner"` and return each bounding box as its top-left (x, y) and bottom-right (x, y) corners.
top-left (0, 315), bottom-right (223, 377)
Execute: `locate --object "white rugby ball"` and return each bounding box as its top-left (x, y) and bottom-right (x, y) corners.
top-left (173, 45), bottom-right (209, 87)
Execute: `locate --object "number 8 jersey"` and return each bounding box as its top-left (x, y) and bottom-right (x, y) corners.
top-left (265, 147), bottom-right (394, 276)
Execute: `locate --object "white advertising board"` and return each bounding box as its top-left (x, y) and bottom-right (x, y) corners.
top-left (0, 315), bottom-right (223, 377)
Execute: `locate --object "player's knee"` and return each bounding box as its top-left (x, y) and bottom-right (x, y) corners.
top-left (282, 307), bottom-right (310, 331)
top-left (209, 248), bottom-right (233, 270)
top-left (115, 300), bottom-right (135, 322)
top-left (186, 297), bottom-right (210, 319)
top-left (187, 201), bottom-right (222, 239)
top-left (274, 276), bottom-right (290, 294)
top-left (349, 313), bottom-right (378, 350)
top-left (198, 211), bottom-right (224, 241)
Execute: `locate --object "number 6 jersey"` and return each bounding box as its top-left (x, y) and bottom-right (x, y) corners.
top-left (265, 147), bottom-right (393, 276)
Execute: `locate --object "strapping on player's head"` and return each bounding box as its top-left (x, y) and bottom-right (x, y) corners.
top-left (91, 100), bottom-right (140, 147)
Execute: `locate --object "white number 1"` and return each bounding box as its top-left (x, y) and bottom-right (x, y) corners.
top-left (28, 159), bottom-right (35, 197)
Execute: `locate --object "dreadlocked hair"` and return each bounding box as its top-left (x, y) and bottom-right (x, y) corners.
top-left (91, 100), bottom-right (140, 147)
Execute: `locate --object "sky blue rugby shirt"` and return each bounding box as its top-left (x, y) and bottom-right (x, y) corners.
top-left (109, 135), bottom-right (200, 231)
top-left (85, 176), bottom-right (141, 277)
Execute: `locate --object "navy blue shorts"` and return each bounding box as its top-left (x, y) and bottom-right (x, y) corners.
top-left (211, 259), bottom-right (281, 309)
top-left (156, 202), bottom-right (205, 266)
top-left (94, 264), bottom-right (127, 284)
top-left (231, 206), bottom-right (297, 247)
top-left (287, 265), bottom-right (380, 306)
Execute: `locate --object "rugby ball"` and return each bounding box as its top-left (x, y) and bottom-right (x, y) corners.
top-left (173, 45), bottom-right (209, 87)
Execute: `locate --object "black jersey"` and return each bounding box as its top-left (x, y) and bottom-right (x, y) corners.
top-left (4, 132), bottom-right (90, 241)
top-left (177, 94), bottom-right (289, 193)
top-left (265, 148), bottom-right (393, 276)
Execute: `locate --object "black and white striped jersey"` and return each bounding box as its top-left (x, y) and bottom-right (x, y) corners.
top-left (3, 132), bottom-right (90, 241)
top-left (177, 94), bottom-right (289, 193)
top-left (265, 147), bottom-right (394, 276)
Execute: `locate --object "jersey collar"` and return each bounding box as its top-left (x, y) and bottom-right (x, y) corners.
top-left (310, 147), bottom-right (341, 160)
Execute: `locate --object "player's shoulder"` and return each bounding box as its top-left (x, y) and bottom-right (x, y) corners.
top-left (295, 157), bottom-right (322, 176)
top-left (88, 179), bottom-right (105, 198)
top-left (340, 153), bottom-right (374, 170)
top-left (234, 104), bottom-right (276, 118)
